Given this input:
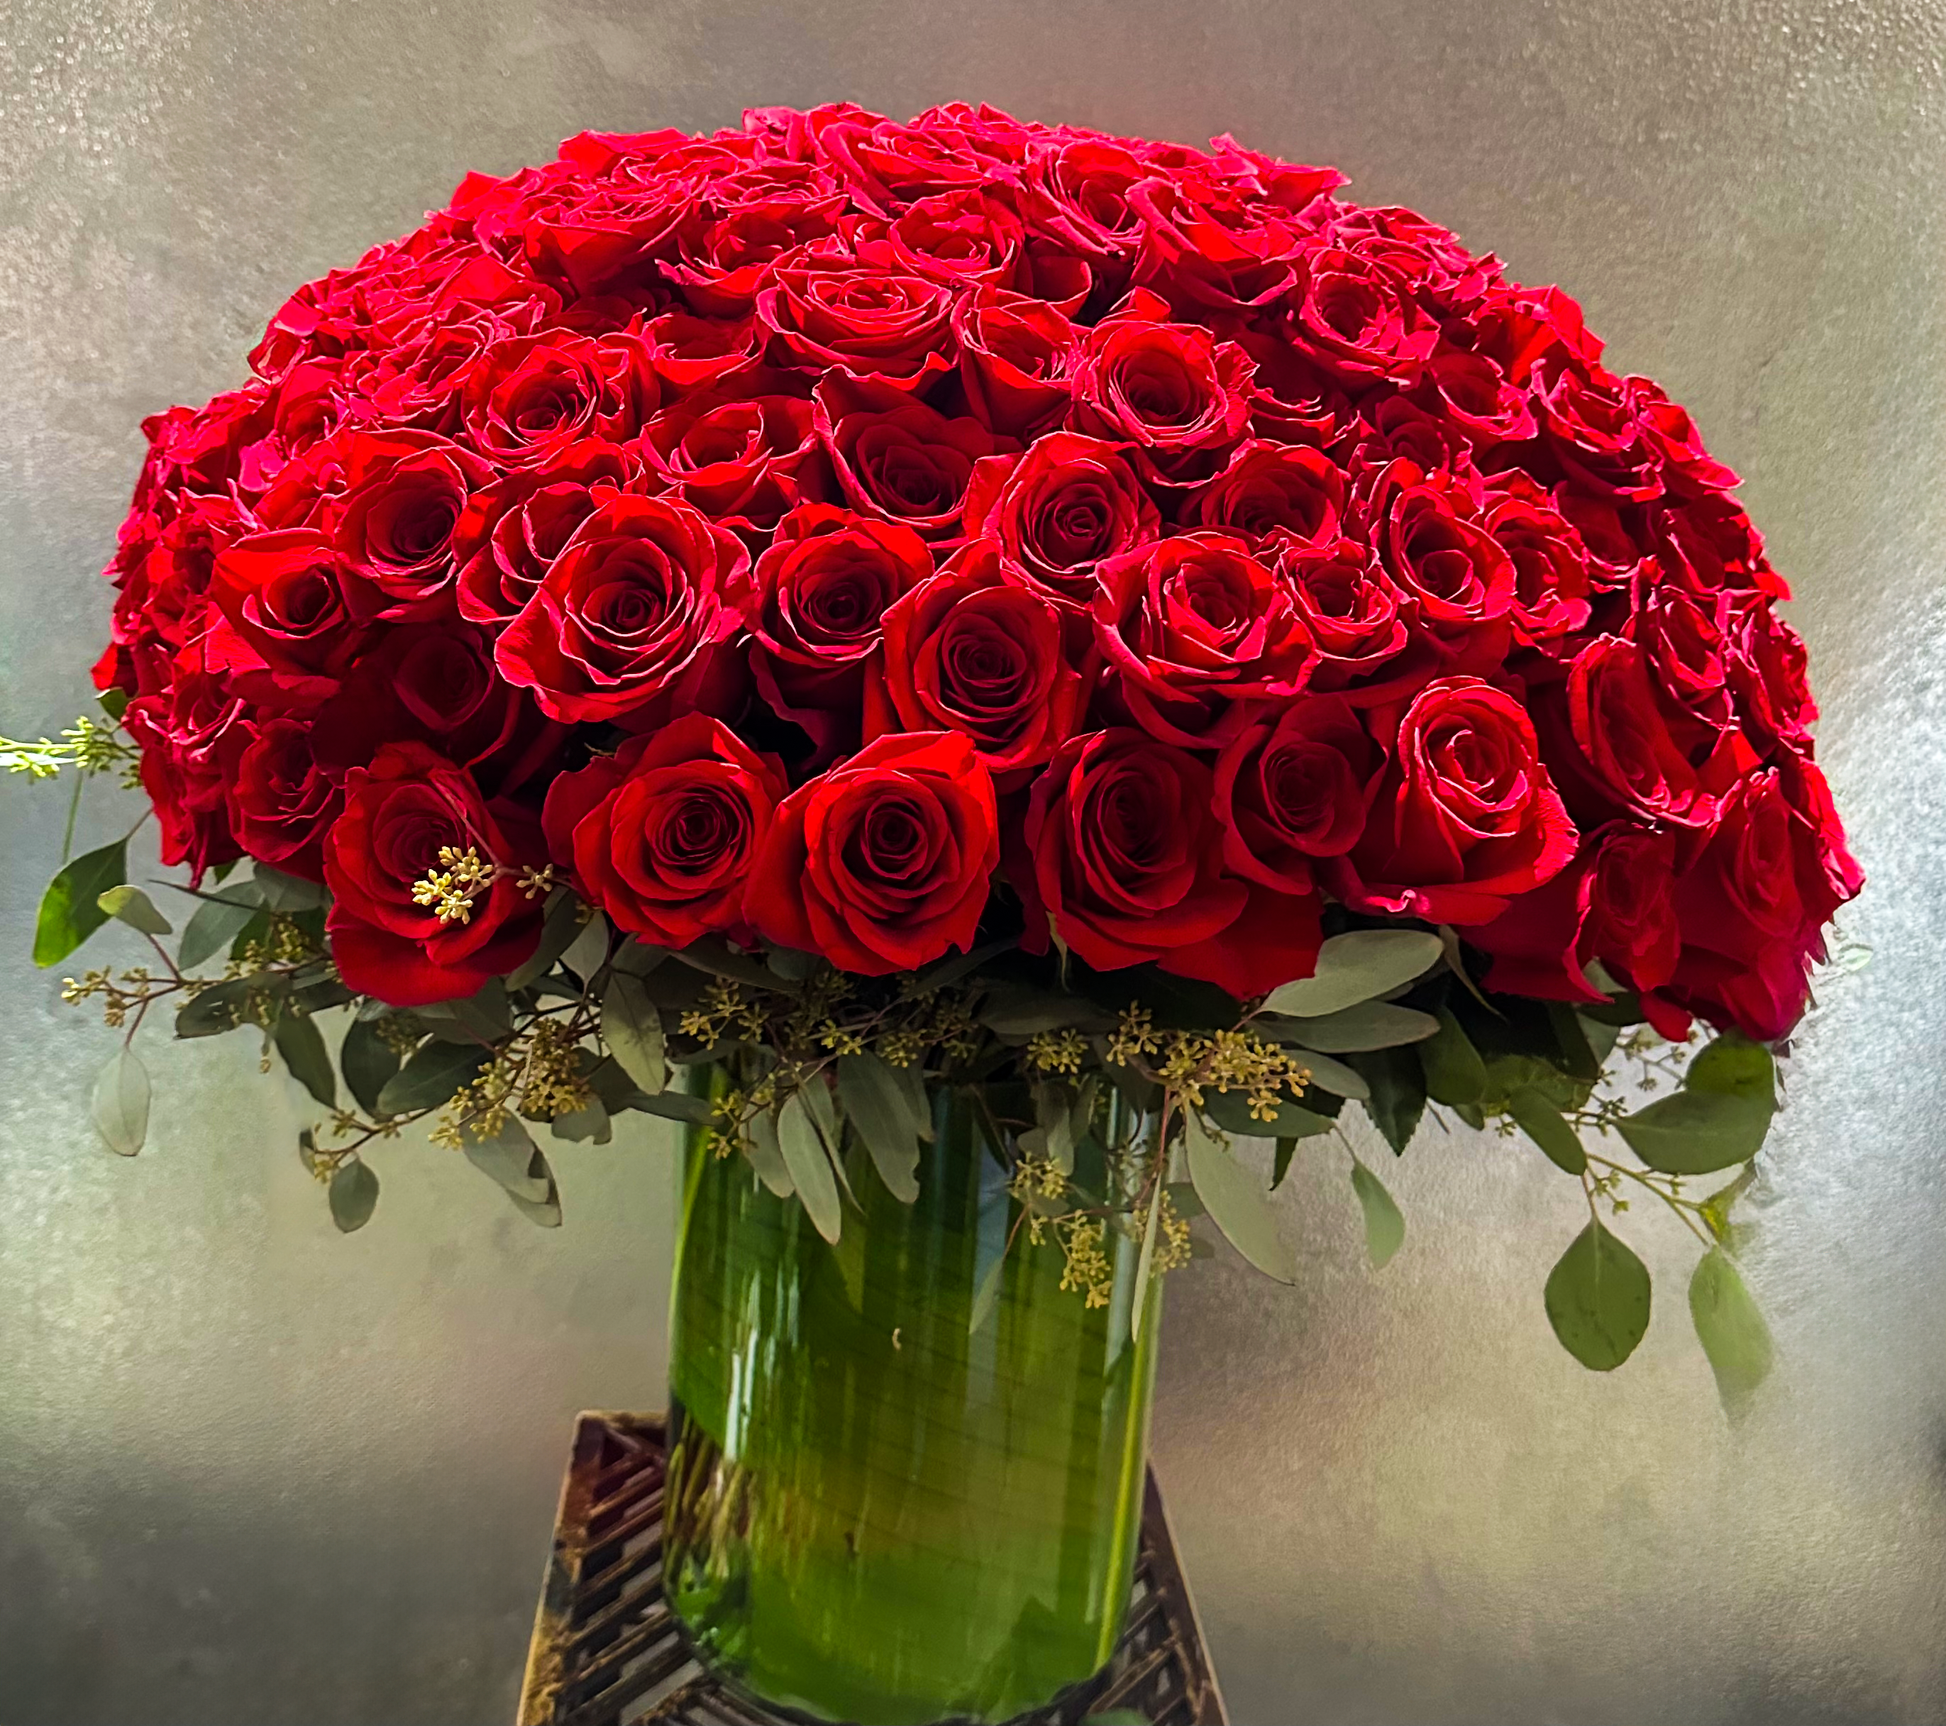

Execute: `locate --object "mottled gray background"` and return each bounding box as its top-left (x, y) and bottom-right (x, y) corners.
top-left (1, 2), bottom-right (1941, 1722)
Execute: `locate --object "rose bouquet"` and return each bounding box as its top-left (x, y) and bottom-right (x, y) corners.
top-left (14, 101), bottom-right (1860, 1390)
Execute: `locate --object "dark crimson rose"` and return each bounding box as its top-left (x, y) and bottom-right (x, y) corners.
top-left (746, 730), bottom-right (999, 975)
top-left (1665, 768), bottom-right (1847, 1041)
top-left (122, 675), bottom-right (248, 879)
top-left (460, 331), bottom-right (658, 467)
top-left (1481, 473), bottom-right (1592, 647)
top-left (756, 240), bottom-right (957, 391)
top-left (1192, 441), bottom-right (1345, 546)
top-left (1023, 139), bottom-right (1149, 270)
top-left (1653, 490), bottom-right (1788, 600)
top-left (663, 174), bottom-right (847, 315)
top-left (1628, 585), bottom-right (1734, 730)
top-left (452, 440), bottom-right (633, 627)
top-left (1469, 282), bottom-right (1604, 386)
top-left (1327, 676), bottom-right (1578, 924)
top-left (1232, 325), bottom-right (1356, 446)
top-left (959, 431), bottom-right (1159, 606)
top-left (1422, 347), bottom-right (1537, 443)
top-left (208, 529), bottom-right (364, 692)
top-left (1268, 538), bottom-right (1416, 693)
top-left (1214, 696), bottom-right (1383, 891)
top-left (639, 386), bottom-right (822, 535)
top-left (745, 504), bottom-right (935, 757)
top-left (1562, 634), bottom-right (1755, 828)
top-left (325, 429), bottom-right (495, 618)
top-left (1535, 363), bottom-right (1662, 501)
top-left (1019, 728), bottom-right (1321, 999)
top-left (324, 741), bottom-right (545, 1008)
top-left (1068, 304), bottom-right (1254, 484)
top-left (1725, 593), bottom-right (1817, 756)
top-left (1360, 461), bottom-right (1517, 634)
top-left (871, 540), bottom-right (1089, 777)
top-left (311, 622), bottom-right (563, 795)
top-left (227, 717), bottom-right (342, 881)
top-left (1094, 532), bottom-right (1317, 746)
top-left (541, 713), bottom-right (787, 947)
top-left (1127, 155), bottom-right (1336, 314)
top-left (1470, 823), bottom-right (1680, 1004)
top-left (1289, 247), bottom-right (1439, 382)
top-left (952, 286), bottom-right (1079, 437)
top-left (496, 494), bottom-right (750, 724)
top-left (815, 375), bottom-right (1013, 538)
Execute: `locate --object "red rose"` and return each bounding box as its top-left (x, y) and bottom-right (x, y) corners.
top-left (871, 540), bottom-right (1089, 778)
top-left (1126, 163), bottom-right (1319, 314)
top-left (452, 440), bottom-right (633, 627)
top-left (227, 717), bottom-right (343, 881)
top-left (1232, 325), bottom-right (1356, 446)
top-left (495, 494), bottom-right (749, 724)
top-left (1269, 536), bottom-right (1418, 696)
top-left (1022, 140), bottom-right (1148, 270)
top-left (1068, 304), bottom-right (1254, 485)
top-left (1214, 696), bottom-right (1383, 891)
top-left (1094, 532), bottom-right (1316, 746)
top-left (746, 731), bottom-right (998, 974)
top-left (886, 188), bottom-right (1027, 288)
top-left (755, 241), bottom-right (957, 391)
top-left (1192, 441), bottom-right (1345, 546)
top-left (1359, 461), bottom-right (1517, 635)
top-left (326, 428), bottom-right (495, 617)
top-left (663, 175), bottom-right (846, 315)
top-left (1020, 727), bottom-right (1321, 999)
top-left (123, 674), bottom-right (248, 880)
top-left (542, 714), bottom-right (787, 948)
top-left (1470, 823), bottom-right (1680, 1004)
top-left (1289, 247), bottom-right (1439, 383)
top-left (1422, 347), bottom-right (1537, 443)
top-left (815, 375), bottom-right (1013, 538)
top-left (460, 331), bottom-right (658, 467)
top-left (745, 504), bottom-right (935, 757)
top-left (638, 387), bottom-right (823, 536)
top-left (208, 529), bottom-right (365, 694)
top-left (959, 431), bottom-right (1159, 608)
top-left (1535, 362), bottom-right (1662, 501)
top-left (952, 286), bottom-right (1079, 437)
top-left (1481, 474), bottom-right (1592, 647)
top-left (324, 741), bottom-right (545, 1007)
top-left (1664, 769), bottom-right (1846, 1041)
top-left (1726, 595), bottom-right (1817, 757)
top-left (1327, 676), bottom-right (1578, 924)
top-left (642, 307), bottom-right (768, 393)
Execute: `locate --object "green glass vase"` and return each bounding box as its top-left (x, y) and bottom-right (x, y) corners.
top-left (664, 1071), bottom-right (1162, 1726)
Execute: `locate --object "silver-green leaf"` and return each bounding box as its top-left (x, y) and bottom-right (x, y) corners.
top-left (463, 1116), bottom-right (551, 1203)
top-left (777, 1091), bottom-right (841, 1244)
top-left (1545, 1221), bottom-right (1652, 1371)
top-left (1508, 1086), bottom-right (1587, 1175)
top-left (1349, 1158), bottom-right (1405, 1269)
top-left (1260, 929), bottom-right (1444, 1018)
top-left (92, 1046), bottom-right (150, 1156)
top-left (177, 884), bottom-right (262, 971)
top-left (745, 1108), bottom-right (795, 1199)
top-left (1269, 1000), bottom-right (1440, 1053)
top-left (561, 911), bottom-right (611, 986)
top-left (838, 1052), bottom-right (920, 1203)
top-left (1689, 1247), bottom-right (1775, 1414)
top-left (329, 1160), bottom-right (379, 1233)
top-left (601, 973), bottom-right (667, 1096)
top-left (1184, 1112), bottom-right (1297, 1283)
top-left (272, 1013), bottom-right (336, 1109)
top-left (97, 884), bottom-right (172, 937)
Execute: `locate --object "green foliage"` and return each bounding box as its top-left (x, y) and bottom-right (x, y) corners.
top-left (1184, 1111), bottom-right (1296, 1283)
top-left (1349, 1159), bottom-right (1405, 1269)
top-left (1260, 928), bottom-right (1444, 1017)
top-left (840, 1051), bottom-right (922, 1202)
top-left (34, 838), bottom-right (127, 966)
top-left (1617, 1037), bottom-right (1775, 1175)
top-left (329, 1160), bottom-right (379, 1233)
top-left (377, 1039), bottom-right (489, 1116)
top-left (1545, 1221), bottom-right (1652, 1371)
top-left (1417, 1007), bottom-right (1486, 1105)
top-left (1200, 1089), bottom-right (1331, 1139)
top-left (778, 1091), bottom-right (842, 1244)
top-left (1689, 1247), bottom-right (1774, 1414)
top-left (1267, 999), bottom-right (1440, 1053)
top-left (602, 973), bottom-right (668, 1096)
top-left (96, 884), bottom-right (171, 936)
top-left (339, 1017), bottom-right (401, 1117)
top-left (272, 1014), bottom-right (336, 1108)
top-left (1507, 1086), bottom-right (1587, 1175)
top-left (176, 884), bottom-right (261, 970)
top-left (91, 1047), bottom-right (149, 1156)
top-left (1350, 1046), bottom-right (1427, 1154)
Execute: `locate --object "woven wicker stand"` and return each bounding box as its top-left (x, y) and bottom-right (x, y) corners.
top-left (517, 1413), bottom-right (1227, 1726)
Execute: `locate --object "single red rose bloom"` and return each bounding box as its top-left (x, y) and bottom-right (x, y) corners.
top-left (746, 730), bottom-right (999, 975)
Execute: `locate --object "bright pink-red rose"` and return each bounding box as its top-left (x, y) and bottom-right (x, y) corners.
top-left (1068, 303), bottom-right (1254, 485)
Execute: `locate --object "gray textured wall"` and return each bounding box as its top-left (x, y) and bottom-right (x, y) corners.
top-left (1, 3), bottom-right (1941, 1722)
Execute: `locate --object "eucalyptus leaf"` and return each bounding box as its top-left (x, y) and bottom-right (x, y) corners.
top-left (505, 1151), bottom-right (564, 1227)
top-left (253, 863), bottom-right (326, 913)
top-left (1349, 1159), bottom-right (1405, 1269)
top-left (1290, 1049), bottom-right (1370, 1101)
top-left (33, 838), bottom-right (127, 966)
top-left (1184, 1112), bottom-right (1297, 1283)
top-left (1272, 1136), bottom-right (1299, 1190)
top-left (745, 1108), bottom-right (795, 1199)
top-left (1685, 1033), bottom-right (1777, 1105)
top-left (91, 1046), bottom-right (150, 1156)
top-left (551, 1097), bottom-right (611, 1144)
top-left (272, 1014), bottom-right (336, 1108)
top-left (1269, 1000), bottom-right (1440, 1053)
top-left (435, 980), bottom-right (513, 1043)
top-left (911, 938), bottom-right (1014, 996)
top-left (376, 1039), bottom-right (490, 1116)
top-left (980, 991), bottom-right (1115, 1037)
top-left (463, 1117), bottom-right (551, 1202)
top-left (340, 1016), bottom-right (401, 1117)
top-left (1617, 1089), bottom-right (1771, 1176)
top-left (632, 1091), bottom-right (714, 1125)
top-left (561, 912), bottom-right (611, 986)
top-left (329, 1160), bottom-right (379, 1233)
top-left (1508, 1087), bottom-right (1587, 1175)
top-left (1033, 1081), bottom-right (1076, 1175)
top-left (799, 1071), bottom-right (842, 1157)
top-left (1689, 1247), bottom-right (1775, 1414)
top-left (96, 884), bottom-right (171, 937)
top-left (777, 1092), bottom-right (841, 1244)
top-left (1545, 1221), bottom-right (1652, 1371)
top-left (177, 884), bottom-right (262, 971)
top-left (173, 976), bottom-right (259, 1039)
top-left (888, 1057), bottom-right (934, 1141)
top-left (1200, 1090), bottom-right (1331, 1140)
top-left (764, 945), bottom-right (820, 982)
top-left (505, 890), bottom-right (584, 991)
top-left (670, 935), bottom-right (789, 991)
top-left (839, 1052), bottom-right (920, 1203)
top-left (1418, 1007), bottom-right (1486, 1105)
top-left (602, 974), bottom-right (668, 1096)
top-left (1259, 929), bottom-right (1444, 1018)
